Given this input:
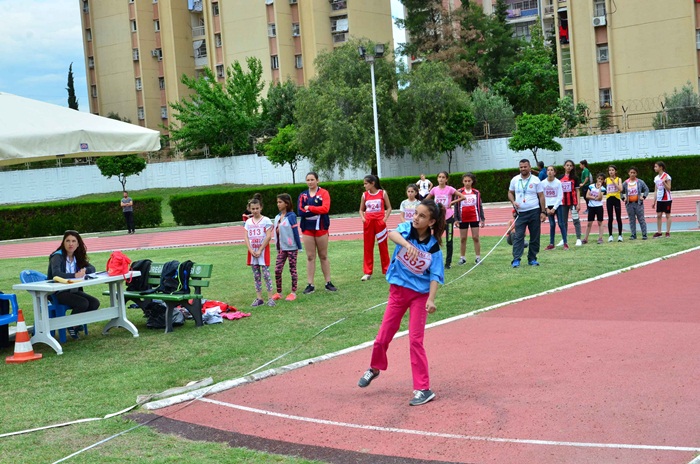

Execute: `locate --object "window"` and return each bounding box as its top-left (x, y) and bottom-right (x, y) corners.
top-left (514, 24), bottom-right (531, 41)
top-left (82, 0), bottom-right (89, 13)
top-left (133, 48), bottom-right (140, 60)
top-left (696, 30), bottom-right (700, 50)
top-left (330, 0), bottom-right (347, 10)
top-left (213, 3), bottom-right (219, 15)
top-left (159, 77), bottom-right (165, 90)
top-left (86, 28), bottom-right (92, 41)
top-left (152, 48), bottom-right (163, 60)
top-left (91, 85), bottom-right (97, 97)
top-left (135, 78), bottom-right (142, 90)
top-left (295, 54), bottom-right (303, 69)
top-left (194, 40), bottom-right (207, 58)
top-left (331, 16), bottom-right (348, 33)
top-left (599, 88), bottom-right (612, 108)
top-left (161, 106), bottom-right (168, 119)
top-left (332, 32), bottom-right (347, 43)
top-left (154, 20), bottom-right (160, 32)
top-left (88, 57), bottom-right (95, 68)
top-left (137, 107), bottom-right (145, 120)
top-left (265, 0), bottom-right (273, 4)
top-left (215, 33), bottom-right (222, 47)
top-left (292, 23), bottom-right (300, 37)
top-left (289, 0), bottom-right (297, 3)
top-left (596, 44), bottom-right (609, 63)
top-left (268, 23), bottom-right (276, 37)
top-left (130, 20), bottom-right (137, 32)
top-left (129, 0), bottom-right (134, 3)
top-left (216, 64), bottom-right (225, 78)
top-left (593, 0), bottom-right (606, 17)
top-left (271, 55), bottom-right (279, 69)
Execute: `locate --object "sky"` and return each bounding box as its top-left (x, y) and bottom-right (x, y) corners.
top-left (0, 0), bottom-right (406, 111)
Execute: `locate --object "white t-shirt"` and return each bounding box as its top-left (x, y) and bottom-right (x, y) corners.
top-left (587, 184), bottom-right (606, 208)
top-left (417, 179), bottom-right (432, 197)
top-left (244, 216), bottom-right (273, 265)
top-left (541, 178), bottom-right (563, 209)
top-left (654, 172), bottom-right (672, 202)
top-left (400, 199), bottom-right (421, 222)
top-left (509, 174), bottom-right (543, 212)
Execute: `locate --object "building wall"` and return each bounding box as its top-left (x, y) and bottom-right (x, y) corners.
top-left (3, 127), bottom-right (698, 205)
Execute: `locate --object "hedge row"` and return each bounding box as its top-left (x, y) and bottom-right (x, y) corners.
top-left (170, 155), bottom-right (700, 226)
top-left (0, 197), bottom-right (162, 240)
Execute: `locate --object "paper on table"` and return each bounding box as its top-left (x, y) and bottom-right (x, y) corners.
top-left (53, 276), bottom-right (83, 284)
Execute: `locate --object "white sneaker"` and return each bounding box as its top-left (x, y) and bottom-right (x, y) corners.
top-left (556, 240), bottom-right (564, 247)
top-left (617, 235), bottom-right (623, 242)
top-left (361, 274), bottom-right (371, 281)
top-left (608, 235), bottom-right (614, 242)
top-left (575, 239), bottom-right (582, 247)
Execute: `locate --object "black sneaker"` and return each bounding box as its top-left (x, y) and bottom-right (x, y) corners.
top-left (358, 368), bottom-right (379, 388)
top-left (409, 389), bottom-right (436, 406)
top-left (67, 326), bottom-right (79, 340)
top-left (302, 284), bottom-right (315, 295)
top-left (325, 281), bottom-right (338, 292)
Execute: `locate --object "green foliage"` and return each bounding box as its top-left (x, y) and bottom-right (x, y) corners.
top-left (494, 21), bottom-right (559, 115)
top-left (508, 113), bottom-right (563, 164)
top-left (168, 58), bottom-right (265, 156)
top-left (554, 96), bottom-right (589, 136)
top-left (295, 39), bottom-right (402, 175)
top-left (598, 108), bottom-right (613, 132)
top-left (260, 79), bottom-right (298, 136)
top-left (95, 154), bottom-right (147, 191)
top-left (470, 87), bottom-right (516, 137)
top-left (106, 111), bottom-right (131, 123)
top-left (0, 197), bottom-right (162, 240)
top-left (652, 82), bottom-right (700, 129)
top-left (261, 125), bottom-right (304, 184)
top-left (398, 61), bottom-right (475, 172)
top-left (66, 62), bottom-right (78, 110)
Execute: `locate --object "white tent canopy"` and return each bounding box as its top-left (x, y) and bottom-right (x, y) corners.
top-left (0, 92), bottom-right (161, 166)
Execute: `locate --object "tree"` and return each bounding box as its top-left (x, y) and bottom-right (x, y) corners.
top-left (168, 58), bottom-right (264, 156)
top-left (107, 112), bottom-right (131, 123)
top-left (470, 87), bottom-right (515, 138)
top-left (398, 61), bottom-right (475, 172)
top-left (260, 125), bottom-right (303, 184)
top-left (260, 79), bottom-right (298, 137)
top-left (554, 96), bottom-right (589, 136)
top-left (476, 0), bottom-right (524, 84)
top-left (95, 155), bottom-right (147, 191)
top-left (493, 21), bottom-right (559, 115)
top-left (295, 39), bottom-right (403, 174)
top-left (67, 63), bottom-right (78, 111)
top-left (508, 113), bottom-right (562, 165)
top-left (653, 82), bottom-right (700, 129)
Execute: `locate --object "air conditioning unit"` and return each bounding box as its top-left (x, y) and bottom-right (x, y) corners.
top-left (151, 49), bottom-right (159, 57)
top-left (592, 16), bottom-right (606, 27)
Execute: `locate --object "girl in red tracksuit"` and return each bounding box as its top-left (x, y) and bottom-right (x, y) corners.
top-left (359, 175), bottom-right (392, 281)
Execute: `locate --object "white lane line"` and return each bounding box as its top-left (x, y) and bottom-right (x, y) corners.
top-left (197, 397), bottom-right (700, 453)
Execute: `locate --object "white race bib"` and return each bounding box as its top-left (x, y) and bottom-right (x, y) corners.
top-left (396, 248), bottom-right (432, 275)
top-left (365, 199), bottom-right (382, 213)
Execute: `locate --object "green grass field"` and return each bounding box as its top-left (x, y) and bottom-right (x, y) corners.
top-left (0, 234), bottom-right (698, 463)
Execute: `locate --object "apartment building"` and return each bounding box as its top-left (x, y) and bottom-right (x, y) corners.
top-left (554, 0), bottom-right (700, 119)
top-left (80, 0), bottom-right (393, 133)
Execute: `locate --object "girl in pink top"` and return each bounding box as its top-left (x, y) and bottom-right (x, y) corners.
top-left (427, 171), bottom-right (465, 269)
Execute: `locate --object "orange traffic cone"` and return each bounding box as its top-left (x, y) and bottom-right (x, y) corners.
top-left (6, 309), bottom-right (42, 364)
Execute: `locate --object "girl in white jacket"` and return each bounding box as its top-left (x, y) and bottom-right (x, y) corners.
top-left (542, 166), bottom-right (567, 250)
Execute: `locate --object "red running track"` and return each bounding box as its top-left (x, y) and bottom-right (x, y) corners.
top-left (150, 249), bottom-right (700, 464)
top-left (1, 195), bottom-right (698, 259)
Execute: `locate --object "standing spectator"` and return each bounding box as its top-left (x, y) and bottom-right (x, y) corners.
top-left (400, 184), bottom-right (421, 223)
top-left (456, 173), bottom-right (485, 265)
top-left (416, 174), bottom-right (433, 200)
top-left (582, 174), bottom-right (607, 245)
top-left (47, 230), bottom-right (99, 339)
top-left (507, 159), bottom-right (546, 268)
top-left (357, 199), bottom-right (446, 406)
top-left (121, 191), bottom-right (135, 234)
top-left (651, 161), bottom-right (673, 238)
top-left (273, 193), bottom-right (303, 301)
top-left (427, 171), bottom-right (466, 269)
top-left (298, 172), bottom-right (337, 293)
top-left (359, 175), bottom-right (392, 281)
top-left (605, 165), bottom-right (624, 242)
top-left (536, 161), bottom-right (547, 181)
top-left (559, 160), bottom-right (582, 246)
top-left (621, 167), bottom-right (649, 240)
top-left (244, 196), bottom-right (276, 307)
top-left (542, 166), bottom-right (566, 250)
top-left (579, 160), bottom-right (592, 211)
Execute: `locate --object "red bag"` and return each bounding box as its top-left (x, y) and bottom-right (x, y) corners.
top-left (106, 251), bottom-right (132, 279)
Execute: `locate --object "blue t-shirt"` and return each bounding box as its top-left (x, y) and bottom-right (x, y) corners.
top-left (538, 169), bottom-right (547, 181)
top-left (386, 222), bottom-right (444, 294)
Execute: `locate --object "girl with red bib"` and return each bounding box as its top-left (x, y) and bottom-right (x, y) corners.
top-left (360, 175), bottom-right (392, 281)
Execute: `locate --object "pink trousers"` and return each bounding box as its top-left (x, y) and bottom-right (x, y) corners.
top-left (370, 284), bottom-right (430, 390)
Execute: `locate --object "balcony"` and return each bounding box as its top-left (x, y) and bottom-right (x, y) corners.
top-left (192, 25), bottom-right (205, 37)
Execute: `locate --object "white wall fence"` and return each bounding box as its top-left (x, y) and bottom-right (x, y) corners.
top-left (2, 126), bottom-right (699, 205)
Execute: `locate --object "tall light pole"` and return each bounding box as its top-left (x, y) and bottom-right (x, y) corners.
top-left (359, 44), bottom-right (385, 178)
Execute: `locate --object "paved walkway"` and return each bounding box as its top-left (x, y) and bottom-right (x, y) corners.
top-left (0, 195), bottom-right (697, 260)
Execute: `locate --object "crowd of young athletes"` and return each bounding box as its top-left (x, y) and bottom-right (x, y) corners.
top-left (240, 161), bottom-right (673, 406)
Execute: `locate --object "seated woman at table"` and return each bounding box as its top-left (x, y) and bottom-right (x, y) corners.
top-left (47, 230), bottom-right (100, 339)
